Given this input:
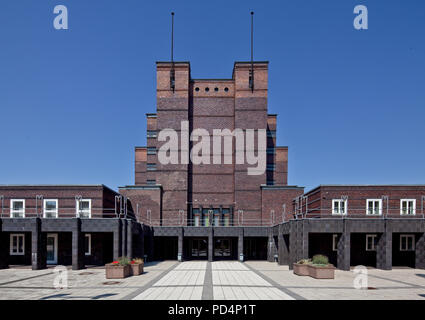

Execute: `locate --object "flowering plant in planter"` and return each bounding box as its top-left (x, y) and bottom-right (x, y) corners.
top-left (106, 257), bottom-right (131, 279)
top-left (130, 258), bottom-right (144, 276)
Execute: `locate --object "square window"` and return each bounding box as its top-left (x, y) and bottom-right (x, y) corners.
top-left (10, 199), bottom-right (25, 218)
top-left (400, 199), bottom-right (416, 215)
top-left (43, 199), bottom-right (58, 218)
top-left (332, 199), bottom-right (347, 215)
top-left (10, 234), bottom-right (25, 255)
top-left (366, 199), bottom-right (382, 215)
top-left (400, 235), bottom-right (415, 251)
top-left (366, 234), bottom-right (377, 251)
top-left (76, 199), bottom-right (91, 218)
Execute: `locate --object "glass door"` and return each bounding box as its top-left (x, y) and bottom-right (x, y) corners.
top-left (46, 234), bottom-right (58, 264)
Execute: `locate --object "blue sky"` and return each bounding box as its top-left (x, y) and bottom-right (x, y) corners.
top-left (0, 0), bottom-right (424, 192)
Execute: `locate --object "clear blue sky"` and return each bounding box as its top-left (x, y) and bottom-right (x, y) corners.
top-left (0, 0), bottom-right (424, 192)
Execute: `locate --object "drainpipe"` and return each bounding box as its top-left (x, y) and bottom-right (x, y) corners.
top-left (36, 195), bottom-right (43, 218)
top-left (282, 203), bottom-right (286, 223)
top-left (75, 195), bottom-right (82, 218)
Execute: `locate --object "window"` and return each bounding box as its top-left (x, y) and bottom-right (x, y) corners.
top-left (214, 87), bottom-right (219, 92)
top-left (332, 199), bottom-right (347, 215)
top-left (195, 87), bottom-right (200, 92)
top-left (76, 199), bottom-right (91, 218)
top-left (213, 208), bottom-right (220, 226)
top-left (193, 208), bottom-right (201, 227)
top-left (205, 87), bottom-right (209, 92)
top-left (400, 235), bottom-right (415, 251)
top-left (147, 163), bottom-right (157, 171)
top-left (267, 130), bottom-right (276, 138)
top-left (267, 164), bottom-right (275, 171)
top-left (366, 234), bottom-right (378, 251)
top-left (202, 209), bottom-right (210, 227)
top-left (366, 199), bottom-right (382, 215)
top-left (267, 148), bottom-right (275, 155)
top-left (10, 234), bottom-right (25, 255)
top-left (43, 199), bottom-right (58, 218)
top-left (147, 147), bottom-right (156, 155)
top-left (146, 179), bottom-right (156, 186)
top-left (147, 130), bottom-right (157, 138)
top-left (400, 199), bottom-right (416, 215)
top-left (10, 199), bottom-right (25, 218)
top-left (84, 234), bottom-right (91, 256)
top-left (266, 179), bottom-right (275, 186)
top-left (223, 208), bottom-right (230, 227)
top-left (332, 234), bottom-right (338, 251)
top-left (224, 87), bottom-right (229, 92)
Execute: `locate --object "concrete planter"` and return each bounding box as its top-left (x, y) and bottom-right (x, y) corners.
top-left (293, 263), bottom-right (310, 276)
top-left (131, 263), bottom-right (144, 276)
top-left (105, 264), bottom-right (131, 279)
top-left (307, 264), bottom-right (335, 279)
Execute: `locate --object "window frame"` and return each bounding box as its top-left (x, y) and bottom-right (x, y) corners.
top-left (43, 199), bottom-right (58, 218)
top-left (400, 199), bottom-right (416, 216)
top-left (332, 234), bottom-right (338, 251)
top-left (332, 199), bottom-right (347, 215)
top-left (76, 199), bottom-right (92, 219)
top-left (365, 234), bottom-right (378, 251)
top-left (84, 234), bottom-right (92, 256)
top-left (366, 199), bottom-right (382, 216)
top-left (10, 233), bottom-right (25, 255)
top-left (400, 234), bottom-right (415, 251)
top-left (10, 199), bottom-right (25, 218)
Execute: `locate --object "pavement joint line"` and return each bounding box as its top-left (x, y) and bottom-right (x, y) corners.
top-left (366, 273), bottom-right (425, 288)
top-left (0, 271), bottom-right (54, 286)
top-left (121, 262), bottom-right (179, 300)
top-left (201, 262), bottom-right (213, 300)
top-left (243, 263), bottom-right (306, 300)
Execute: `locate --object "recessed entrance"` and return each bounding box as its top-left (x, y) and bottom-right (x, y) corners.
top-left (244, 237), bottom-right (267, 260)
top-left (214, 237), bottom-right (237, 260)
top-left (184, 237), bottom-right (208, 260)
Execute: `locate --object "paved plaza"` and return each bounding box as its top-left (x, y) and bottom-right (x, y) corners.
top-left (0, 261), bottom-right (424, 300)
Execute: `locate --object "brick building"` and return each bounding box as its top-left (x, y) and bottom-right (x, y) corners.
top-left (0, 61), bottom-right (424, 270)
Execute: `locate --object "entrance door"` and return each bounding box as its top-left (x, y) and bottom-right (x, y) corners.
top-left (191, 239), bottom-right (208, 258)
top-left (214, 239), bottom-right (231, 257)
top-left (46, 234), bottom-right (58, 264)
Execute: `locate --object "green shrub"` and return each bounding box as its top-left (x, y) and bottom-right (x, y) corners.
top-left (117, 256), bottom-right (131, 266)
top-left (312, 254), bottom-right (329, 266)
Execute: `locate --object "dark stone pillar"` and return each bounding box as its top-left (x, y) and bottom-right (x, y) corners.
top-left (337, 220), bottom-right (350, 271)
top-left (127, 220), bottom-right (133, 259)
top-left (72, 218), bottom-right (85, 270)
top-left (32, 218), bottom-right (46, 270)
top-left (288, 221), bottom-right (297, 270)
top-left (238, 228), bottom-right (244, 262)
top-left (122, 219), bottom-right (128, 258)
top-left (113, 219), bottom-right (122, 260)
top-left (415, 232), bottom-right (425, 269)
top-left (278, 224), bottom-right (289, 265)
top-left (208, 228), bottom-right (213, 262)
top-left (0, 220), bottom-right (9, 269)
top-left (301, 220), bottom-right (309, 260)
top-left (178, 228), bottom-right (183, 261)
top-left (377, 221), bottom-right (392, 270)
